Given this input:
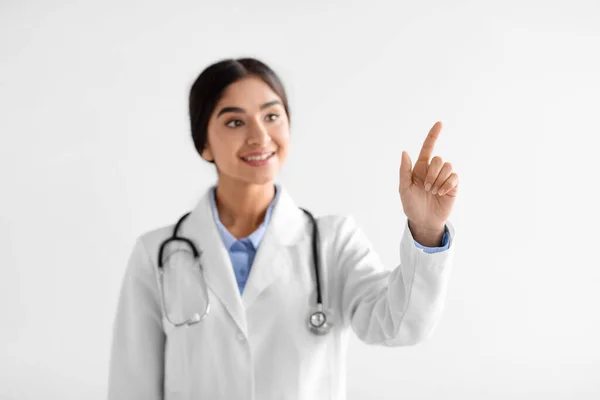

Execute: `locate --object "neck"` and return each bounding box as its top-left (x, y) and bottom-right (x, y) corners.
top-left (214, 179), bottom-right (276, 232)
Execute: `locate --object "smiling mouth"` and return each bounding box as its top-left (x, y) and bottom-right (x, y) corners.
top-left (240, 151), bottom-right (276, 162)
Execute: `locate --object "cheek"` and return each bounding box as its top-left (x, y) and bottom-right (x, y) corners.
top-left (211, 132), bottom-right (243, 157)
top-left (272, 125), bottom-right (290, 149)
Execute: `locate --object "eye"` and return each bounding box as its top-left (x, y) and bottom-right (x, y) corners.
top-left (225, 114), bottom-right (278, 128)
top-left (226, 119), bottom-right (244, 128)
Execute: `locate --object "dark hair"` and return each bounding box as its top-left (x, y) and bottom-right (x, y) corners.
top-left (188, 58), bottom-right (291, 164)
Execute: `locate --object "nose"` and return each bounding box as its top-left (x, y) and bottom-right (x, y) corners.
top-left (247, 118), bottom-right (272, 146)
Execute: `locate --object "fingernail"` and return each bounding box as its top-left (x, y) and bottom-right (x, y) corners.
top-left (432, 186), bottom-right (438, 194)
top-left (425, 183), bottom-right (431, 191)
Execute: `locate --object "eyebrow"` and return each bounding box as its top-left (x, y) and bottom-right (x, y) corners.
top-left (216, 100), bottom-right (283, 118)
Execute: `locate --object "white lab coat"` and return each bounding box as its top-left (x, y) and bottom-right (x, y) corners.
top-left (108, 185), bottom-right (456, 400)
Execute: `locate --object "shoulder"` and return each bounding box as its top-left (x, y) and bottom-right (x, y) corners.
top-left (314, 213), bottom-right (368, 251)
top-left (118, 222), bottom-right (177, 289)
top-left (315, 213), bottom-right (355, 233)
top-left (133, 222), bottom-right (177, 268)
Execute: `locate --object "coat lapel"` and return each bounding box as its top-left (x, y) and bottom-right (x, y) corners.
top-left (180, 184), bottom-right (308, 336)
top-left (182, 189), bottom-right (247, 335)
top-left (241, 186), bottom-right (307, 310)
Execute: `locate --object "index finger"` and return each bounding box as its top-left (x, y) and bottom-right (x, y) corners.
top-left (417, 121), bottom-right (443, 163)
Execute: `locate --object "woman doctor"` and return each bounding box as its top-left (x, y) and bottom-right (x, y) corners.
top-left (108, 57), bottom-right (459, 400)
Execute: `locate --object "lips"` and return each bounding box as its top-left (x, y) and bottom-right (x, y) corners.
top-left (240, 150), bottom-right (276, 158)
top-left (240, 151), bottom-right (276, 161)
top-left (240, 151), bottom-right (276, 165)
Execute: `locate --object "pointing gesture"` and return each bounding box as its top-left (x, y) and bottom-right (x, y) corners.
top-left (399, 121), bottom-right (459, 240)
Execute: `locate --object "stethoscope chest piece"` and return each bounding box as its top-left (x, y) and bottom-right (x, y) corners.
top-left (308, 306), bottom-right (333, 336)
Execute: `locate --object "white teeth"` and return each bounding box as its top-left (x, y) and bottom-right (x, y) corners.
top-left (242, 152), bottom-right (274, 161)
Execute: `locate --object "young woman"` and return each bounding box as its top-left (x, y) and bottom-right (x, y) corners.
top-left (108, 57), bottom-right (459, 400)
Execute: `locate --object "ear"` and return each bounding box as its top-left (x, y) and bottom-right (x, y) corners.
top-left (201, 146), bottom-right (214, 162)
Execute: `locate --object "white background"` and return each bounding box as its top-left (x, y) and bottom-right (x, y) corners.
top-left (1, 0), bottom-right (599, 398)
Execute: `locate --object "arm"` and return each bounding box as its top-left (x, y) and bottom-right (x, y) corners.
top-left (337, 216), bottom-right (455, 346)
top-left (108, 238), bottom-right (165, 400)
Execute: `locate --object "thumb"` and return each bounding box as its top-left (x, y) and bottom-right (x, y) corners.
top-left (399, 151), bottom-right (413, 191)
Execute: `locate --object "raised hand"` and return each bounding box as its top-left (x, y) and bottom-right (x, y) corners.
top-left (399, 121), bottom-right (459, 240)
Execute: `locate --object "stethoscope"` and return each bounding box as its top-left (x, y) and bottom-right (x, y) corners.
top-left (157, 207), bottom-right (333, 336)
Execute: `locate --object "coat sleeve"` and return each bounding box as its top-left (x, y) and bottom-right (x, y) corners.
top-left (108, 238), bottom-right (165, 399)
top-left (335, 215), bottom-right (455, 346)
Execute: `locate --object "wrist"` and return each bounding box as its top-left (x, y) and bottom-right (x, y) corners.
top-left (408, 220), bottom-right (445, 247)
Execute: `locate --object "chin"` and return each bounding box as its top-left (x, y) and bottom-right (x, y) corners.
top-left (224, 170), bottom-right (278, 187)
top-left (244, 174), bottom-right (278, 186)
top-left (238, 163), bottom-right (281, 186)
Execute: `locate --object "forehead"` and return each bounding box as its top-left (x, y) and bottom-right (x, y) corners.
top-left (216, 76), bottom-right (282, 108)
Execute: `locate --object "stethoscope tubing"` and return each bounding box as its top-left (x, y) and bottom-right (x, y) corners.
top-left (157, 208), bottom-right (330, 334)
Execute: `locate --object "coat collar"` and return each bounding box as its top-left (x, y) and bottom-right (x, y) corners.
top-left (180, 183), bottom-right (308, 336)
